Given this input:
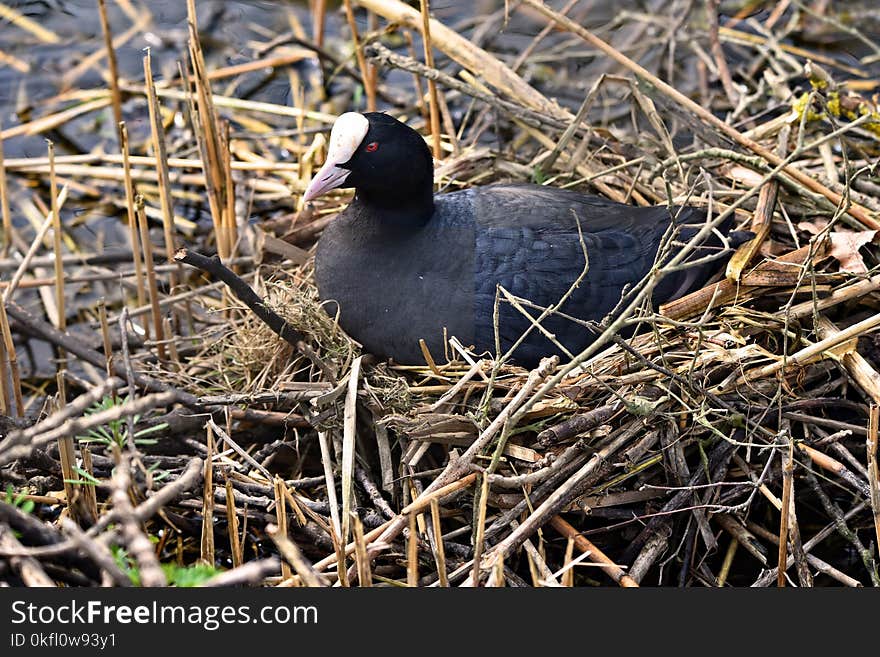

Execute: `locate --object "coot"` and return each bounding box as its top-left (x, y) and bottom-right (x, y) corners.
top-left (305, 112), bottom-right (733, 366)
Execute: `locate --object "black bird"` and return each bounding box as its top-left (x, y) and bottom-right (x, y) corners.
top-left (304, 112), bottom-right (735, 367)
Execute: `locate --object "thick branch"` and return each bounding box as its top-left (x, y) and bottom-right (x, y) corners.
top-left (175, 248), bottom-right (336, 383)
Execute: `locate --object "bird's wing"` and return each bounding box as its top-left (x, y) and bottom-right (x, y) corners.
top-left (469, 184), bottom-right (720, 360)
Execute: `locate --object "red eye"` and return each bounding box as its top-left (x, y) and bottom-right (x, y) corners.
top-left (365, 141), bottom-right (379, 153)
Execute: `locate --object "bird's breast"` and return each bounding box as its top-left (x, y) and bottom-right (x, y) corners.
top-left (315, 211), bottom-right (477, 362)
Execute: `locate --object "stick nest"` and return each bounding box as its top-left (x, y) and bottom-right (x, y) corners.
top-left (1, 0), bottom-right (879, 588)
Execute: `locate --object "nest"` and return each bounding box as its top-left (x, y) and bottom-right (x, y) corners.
top-left (1, 0), bottom-right (879, 588)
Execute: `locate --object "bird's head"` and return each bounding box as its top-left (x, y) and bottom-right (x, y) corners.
top-left (303, 112), bottom-right (434, 207)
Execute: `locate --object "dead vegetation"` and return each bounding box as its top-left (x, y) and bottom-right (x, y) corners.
top-left (0, 0), bottom-right (880, 587)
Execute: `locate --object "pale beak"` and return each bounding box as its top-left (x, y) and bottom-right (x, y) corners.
top-left (303, 158), bottom-right (352, 203)
top-left (303, 111), bottom-right (369, 203)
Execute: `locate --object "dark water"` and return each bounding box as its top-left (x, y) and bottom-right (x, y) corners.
top-left (1, 0), bottom-right (877, 249)
top-left (0, 1), bottom-right (324, 158)
top-left (1, 0), bottom-right (878, 253)
top-left (3, 0), bottom-right (879, 159)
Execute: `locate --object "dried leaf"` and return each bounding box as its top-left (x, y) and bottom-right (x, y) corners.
top-left (797, 220), bottom-right (877, 274)
top-left (830, 231), bottom-right (877, 273)
top-left (727, 165), bottom-right (765, 187)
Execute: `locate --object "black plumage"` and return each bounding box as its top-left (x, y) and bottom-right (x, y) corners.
top-left (309, 112), bottom-right (736, 366)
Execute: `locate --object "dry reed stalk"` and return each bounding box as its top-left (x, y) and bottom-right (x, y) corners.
top-left (520, 0), bottom-right (879, 229)
top-left (47, 142), bottom-right (65, 368)
top-left (96, 0), bottom-right (124, 144)
top-left (366, 11), bottom-right (379, 105)
top-left (183, 97), bottom-right (229, 258)
top-left (560, 537), bottom-right (575, 587)
top-left (342, 0), bottom-right (376, 112)
top-left (739, 308), bottom-right (880, 387)
top-left (778, 442), bottom-right (793, 586)
top-left (268, 525), bottom-right (329, 587)
top-left (869, 406), bottom-right (880, 565)
top-left (0, 49), bottom-right (29, 73)
top-left (815, 317), bottom-right (880, 404)
top-left (432, 44), bottom-right (459, 155)
top-left (717, 537), bottom-right (739, 587)
top-left (341, 356), bottom-right (361, 545)
top-left (0, 118), bottom-right (11, 256)
top-left (727, 129), bottom-right (788, 280)
top-left (142, 51), bottom-right (178, 270)
top-left (120, 124), bottom-right (148, 319)
top-left (763, 0), bottom-right (791, 27)
top-left (332, 525), bottom-right (350, 587)
top-left (2, 186), bottom-right (67, 303)
top-left (407, 512), bottom-right (418, 586)
top-left (7, 161), bottom-right (290, 196)
top-left (780, 275), bottom-right (880, 321)
top-left (0, 98), bottom-right (112, 141)
top-left (225, 478), bottom-right (243, 567)
top-left (400, 473), bottom-right (479, 517)
top-left (273, 477), bottom-right (292, 580)
top-left (0, 302), bottom-right (22, 416)
top-left (404, 31), bottom-right (428, 121)
top-left (97, 301), bottom-right (115, 398)
top-left (185, 0), bottom-right (233, 261)
top-left (419, 0), bottom-right (442, 160)
top-left (0, 1), bottom-right (60, 43)
top-left (122, 84), bottom-right (338, 124)
top-left (206, 50), bottom-right (314, 81)
top-left (429, 497), bottom-right (448, 586)
top-left (0, 330), bottom-right (8, 415)
top-left (79, 447), bottom-right (98, 523)
top-left (54, 374), bottom-right (80, 527)
top-left (162, 317), bottom-right (180, 367)
top-left (705, 0), bottom-right (739, 107)
top-left (5, 152), bottom-right (301, 173)
top-left (134, 197), bottom-right (166, 361)
top-left (200, 425), bottom-right (216, 566)
top-left (317, 430), bottom-right (342, 540)
top-left (470, 473), bottom-right (490, 586)
top-left (220, 125), bottom-right (238, 260)
top-left (549, 516), bottom-right (639, 587)
top-left (313, 0), bottom-right (327, 48)
top-left (0, 265), bottom-right (197, 292)
top-left (351, 512), bottom-right (372, 586)
top-left (784, 471), bottom-right (812, 587)
top-left (96, 300), bottom-right (112, 359)
top-left (418, 338), bottom-right (442, 376)
top-left (542, 81), bottom-right (597, 172)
